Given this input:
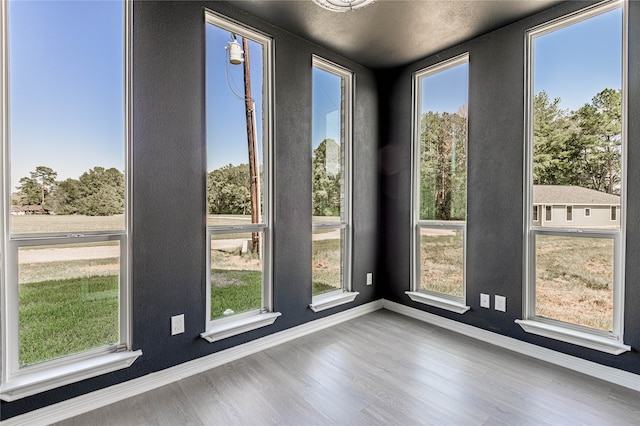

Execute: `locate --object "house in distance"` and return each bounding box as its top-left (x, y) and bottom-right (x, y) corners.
top-left (532, 185), bottom-right (620, 228)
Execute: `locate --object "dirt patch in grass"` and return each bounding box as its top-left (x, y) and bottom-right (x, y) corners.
top-left (420, 232), bottom-right (464, 298)
top-left (535, 235), bottom-right (614, 331)
top-left (312, 238), bottom-right (341, 295)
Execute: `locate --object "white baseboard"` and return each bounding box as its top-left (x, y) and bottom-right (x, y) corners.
top-left (3, 300), bottom-right (383, 426)
top-left (383, 299), bottom-right (640, 392)
top-left (4, 298), bottom-right (638, 425)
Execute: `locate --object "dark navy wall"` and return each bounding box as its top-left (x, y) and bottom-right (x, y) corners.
top-left (1, 0), bottom-right (378, 420)
top-left (4, 0), bottom-right (638, 420)
top-left (379, 0), bottom-right (640, 374)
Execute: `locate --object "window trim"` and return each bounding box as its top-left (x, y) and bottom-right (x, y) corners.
top-left (520, 0), bottom-right (628, 354)
top-left (0, 0), bottom-right (140, 401)
top-left (309, 55), bottom-right (358, 312)
top-left (202, 10), bottom-right (280, 340)
top-left (409, 53), bottom-right (470, 314)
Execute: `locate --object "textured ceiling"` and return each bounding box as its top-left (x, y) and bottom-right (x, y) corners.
top-left (225, 0), bottom-right (564, 68)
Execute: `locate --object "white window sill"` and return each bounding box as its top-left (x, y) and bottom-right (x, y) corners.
top-left (309, 291), bottom-right (359, 313)
top-left (0, 349), bottom-right (142, 402)
top-left (405, 291), bottom-right (470, 314)
top-left (201, 311), bottom-right (282, 343)
top-left (515, 319), bottom-right (631, 355)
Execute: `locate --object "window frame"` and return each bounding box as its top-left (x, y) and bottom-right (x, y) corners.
top-left (308, 55), bottom-right (358, 313)
top-left (407, 53), bottom-right (470, 314)
top-left (200, 10), bottom-right (280, 342)
top-left (518, 0), bottom-right (630, 355)
top-left (0, 0), bottom-right (140, 401)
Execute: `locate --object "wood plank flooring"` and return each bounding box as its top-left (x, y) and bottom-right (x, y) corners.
top-left (56, 310), bottom-right (639, 425)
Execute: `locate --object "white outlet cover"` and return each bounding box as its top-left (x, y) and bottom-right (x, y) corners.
top-left (495, 295), bottom-right (506, 312)
top-left (366, 273), bottom-right (373, 285)
top-left (480, 293), bottom-right (490, 308)
top-left (171, 314), bottom-right (185, 335)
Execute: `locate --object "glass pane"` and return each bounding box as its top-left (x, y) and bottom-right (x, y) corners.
top-left (418, 62), bottom-right (468, 221)
top-left (18, 242), bottom-right (120, 367)
top-left (535, 235), bottom-right (614, 331)
top-left (210, 232), bottom-right (263, 320)
top-left (532, 8), bottom-right (622, 229)
top-left (206, 24), bottom-right (265, 227)
top-left (312, 67), bottom-right (344, 225)
top-left (312, 228), bottom-right (343, 296)
top-left (9, 1), bottom-right (125, 234)
top-left (419, 228), bottom-right (464, 298)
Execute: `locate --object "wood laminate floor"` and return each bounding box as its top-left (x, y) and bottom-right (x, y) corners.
top-left (57, 310), bottom-right (639, 425)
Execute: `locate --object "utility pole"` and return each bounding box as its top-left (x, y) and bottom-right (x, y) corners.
top-left (242, 37), bottom-right (261, 254)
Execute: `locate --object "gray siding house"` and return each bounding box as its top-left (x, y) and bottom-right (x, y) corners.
top-left (532, 185), bottom-right (620, 228)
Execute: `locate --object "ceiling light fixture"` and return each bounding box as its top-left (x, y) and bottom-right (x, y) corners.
top-left (312, 0), bottom-right (376, 12)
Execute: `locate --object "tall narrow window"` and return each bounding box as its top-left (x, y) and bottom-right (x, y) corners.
top-left (518, 0), bottom-right (629, 355)
top-left (1, 0), bottom-right (139, 401)
top-left (309, 56), bottom-right (358, 312)
top-left (408, 54), bottom-right (469, 314)
top-left (201, 11), bottom-right (279, 342)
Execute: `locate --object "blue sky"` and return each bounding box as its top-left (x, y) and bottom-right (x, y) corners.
top-left (534, 7), bottom-right (622, 111)
top-left (206, 24), bottom-right (264, 172)
top-left (9, 0), bottom-right (124, 188)
top-left (421, 62), bottom-right (468, 114)
top-left (313, 67), bottom-right (342, 149)
top-left (8, 2), bottom-right (622, 188)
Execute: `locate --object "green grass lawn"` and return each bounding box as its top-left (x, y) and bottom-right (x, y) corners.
top-left (17, 216), bottom-right (614, 365)
top-left (210, 269), bottom-right (262, 319)
top-left (210, 269), bottom-right (340, 319)
top-left (19, 275), bottom-right (119, 367)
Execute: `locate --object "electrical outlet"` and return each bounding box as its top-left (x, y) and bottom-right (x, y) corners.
top-left (171, 314), bottom-right (185, 335)
top-left (480, 293), bottom-right (490, 308)
top-left (495, 295), bottom-right (506, 312)
top-left (366, 272), bottom-right (373, 285)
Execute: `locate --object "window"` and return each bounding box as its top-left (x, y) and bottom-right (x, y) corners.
top-left (0, 0), bottom-right (140, 401)
top-left (545, 205), bottom-right (552, 222)
top-left (532, 205), bottom-right (539, 222)
top-left (201, 11), bottom-right (279, 342)
top-left (407, 54), bottom-right (470, 314)
top-left (610, 206), bottom-right (617, 221)
top-left (309, 56), bottom-right (358, 312)
top-left (585, 207), bottom-right (591, 217)
top-left (518, 0), bottom-right (629, 354)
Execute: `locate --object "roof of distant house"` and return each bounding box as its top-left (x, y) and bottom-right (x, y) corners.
top-left (533, 185), bottom-right (620, 205)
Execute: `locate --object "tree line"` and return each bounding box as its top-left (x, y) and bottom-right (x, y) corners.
top-left (206, 139), bottom-right (342, 216)
top-left (312, 139), bottom-right (341, 217)
top-left (419, 87), bottom-right (622, 221)
top-left (23, 88), bottom-right (615, 220)
top-left (15, 166), bottom-right (124, 216)
top-left (419, 107), bottom-right (468, 221)
top-left (533, 88), bottom-right (621, 194)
